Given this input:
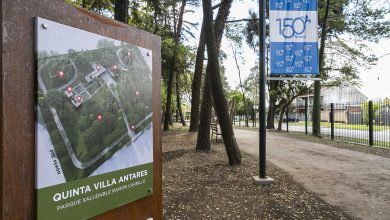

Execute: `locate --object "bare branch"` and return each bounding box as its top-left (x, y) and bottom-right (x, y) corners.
top-left (212, 3), bottom-right (221, 10)
top-left (225, 18), bottom-right (259, 23)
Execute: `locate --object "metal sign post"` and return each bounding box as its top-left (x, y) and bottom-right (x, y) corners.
top-left (270, 0), bottom-right (319, 75)
top-left (253, 0), bottom-right (274, 185)
top-left (254, 0), bottom-right (319, 184)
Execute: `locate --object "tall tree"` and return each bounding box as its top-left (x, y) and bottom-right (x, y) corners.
top-left (230, 43), bottom-right (249, 127)
top-left (197, 0), bottom-right (234, 150)
top-left (199, 0), bottom-right (241, 165)
top-left (176, 69), bottom-right (187, 126)
top-left (226, 23), bottom-right (249, 127)
top-left (189, 21), bottom-right (205, 132)
top-left (163, 0), bottom-right (187, 130)
top-left (275, 82), bottom-right (310, 130)
top-left (114, 0), bottom-right (128, 22)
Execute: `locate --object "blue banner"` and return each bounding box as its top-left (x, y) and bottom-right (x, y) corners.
top-left (270, 0), bottom-right (319, 75)
top-left (270, 0), bottom-right (317, 11)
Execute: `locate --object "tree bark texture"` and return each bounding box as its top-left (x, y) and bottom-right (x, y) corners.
top-left (266, 81), bottom-right (279, 129)
top-left (189, 21), bottom-right (205, 132)
top-left (176, 71), bottom-right (187, 126)
top-left (114, 0), bottom-right (128, 23)
top-left (201, 0), bottom-right (241, 165)
top-left (196, 73), bottom-right (213, 150)
top-left (229, 99), bottom-right (235, 121)
top-left (312, 0), bottom-right (330, 137)
top-left (163, 0), bottom-right (187, 131)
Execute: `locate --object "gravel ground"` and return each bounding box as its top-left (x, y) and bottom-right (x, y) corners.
top-left (162, 130), bottom-right (354, 220)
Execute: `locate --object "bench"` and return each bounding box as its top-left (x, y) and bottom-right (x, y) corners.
top-left (211, 123), bottom-right (222, 143)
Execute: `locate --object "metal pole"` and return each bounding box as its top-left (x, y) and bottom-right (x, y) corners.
top-left (286, 107), bottom-right (289, 132)
top-left (305, 98), bottom-right (308, 135)
top-left (369, 101), bottom-right (374, 146)
top-left (259, 0), bottom-right (266, 178)
top-left (331, 103), bottom-right (334, 140)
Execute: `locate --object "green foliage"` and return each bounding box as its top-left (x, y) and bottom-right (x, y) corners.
top-left (244, 10), bottom-right (259, 53)
top-left (318, 0), bottom-right (390, 82)
top-left (362, 101), bottom-right (380, 125)
top-left (243, 63), bottom-right (259, 99)
top-left (344, 1), bottom-right (390, 42)
top-left (65, 0), bottom-right (114, 15)
top-left (226, 23), bottom-right (244, 47)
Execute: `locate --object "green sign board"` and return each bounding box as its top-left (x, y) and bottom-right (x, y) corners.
top-left (35, 17), bottom-right (153, 220)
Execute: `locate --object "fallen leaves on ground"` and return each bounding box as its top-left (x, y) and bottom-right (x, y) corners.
top-left (162, 131), bottom-right (354, 220)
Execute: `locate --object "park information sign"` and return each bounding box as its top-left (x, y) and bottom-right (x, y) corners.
top-left (270, 0), bottom-right (319, 75)
top-left (35, 17), bottom-right (153, 220)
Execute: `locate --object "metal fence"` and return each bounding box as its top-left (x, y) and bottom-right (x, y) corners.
top-left (233, 100), bottom-right (390, 149)
top-left (290, 100), bottom-right (390, 148)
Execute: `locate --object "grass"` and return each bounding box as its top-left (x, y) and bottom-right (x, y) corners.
top-left (292, 121), bottom-right (390, 131)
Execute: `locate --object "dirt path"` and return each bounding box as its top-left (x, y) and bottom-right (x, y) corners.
top-left (234, 128), bottom-right (390, 220)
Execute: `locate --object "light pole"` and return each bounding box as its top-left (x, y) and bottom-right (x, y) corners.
top-left (254, 0), bottom-right (273, 184)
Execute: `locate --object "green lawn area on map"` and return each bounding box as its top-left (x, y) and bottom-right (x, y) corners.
top-left (38, 41), bottom-right (152, 181)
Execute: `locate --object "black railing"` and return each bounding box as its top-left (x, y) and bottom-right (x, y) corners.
top-left (302, 101), bottom-right (389, 148)
top-left (233, 100), bottom-right (390, 149)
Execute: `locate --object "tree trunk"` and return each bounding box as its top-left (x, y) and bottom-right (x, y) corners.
top-left (161, 108), bottom-right (165, 125)
top-left (277, 106), bottom-right (286, 130)
top-left (189, 21), bottom-right (205, 132)
top-left (201, 0), bottom-right (241, 165)
top-left (192, 0), bottom-right (232, 133)
top-left (196, 73), bottom-right (213, 150)
top-left (229, 99), bottom-right (235, 121)
top-left (163, 0), bottom-right (187, 131)
top-left (151, 1), bottom-right (160, 34)
top-left (176, 72), bottom-right (187, 126)
top-left (213, 0), bottom-right (233, 49)
top-left (196, 0), bottom-right (234, 148)
top-left (114, 0), bottom-right (128, 23)
top-left (312, 0), bottom-right (330, 137)
top-left (266, 81), bottom-right (278, 129)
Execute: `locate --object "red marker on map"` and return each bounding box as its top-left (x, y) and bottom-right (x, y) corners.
top-left (135, 91), bottom-right (140, 96)
top-left (58, 71), bottom-right (64, 78)
top-left (97, 114), bottom-right (102, 121)
top-left (76, 96), bottom-right (82, 102)
top-left (96, 64), bottom-right (101, 71)
top-left (127, 51), bottom-right (131, 57)
top-left (130, 125), bottom-right (135, 130)
top-left (112, 65), bottom-right (118, 71)
top-left (67, 86), bottom-right (72, 93)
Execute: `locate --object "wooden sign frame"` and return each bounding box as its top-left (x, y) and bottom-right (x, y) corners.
top-left (0, 0), bottom-right (162, 219)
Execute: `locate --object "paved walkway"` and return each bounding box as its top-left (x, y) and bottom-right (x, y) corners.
top-left (234, 128), bottom-right (390, 220)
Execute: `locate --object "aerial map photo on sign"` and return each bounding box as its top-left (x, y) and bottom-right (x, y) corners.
top-left (270, 0), bottom-right (319, 75)
top-left (36, 17), bottom-right (153, 220)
